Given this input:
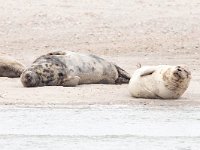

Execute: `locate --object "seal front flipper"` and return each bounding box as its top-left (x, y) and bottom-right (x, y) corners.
top-left (139, 67), bottom-right (156, 77)
top-left (62, 76), bottom-right (80, 87)
top-left (46, 51), bottom-right (66, 55)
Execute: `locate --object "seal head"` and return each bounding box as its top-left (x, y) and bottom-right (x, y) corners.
top-left (172, 65), bottom-right (191, 80)
top-left (20, 69), bottom-right (40, 87)
top-left (163, 65), bottom-right (191, 91)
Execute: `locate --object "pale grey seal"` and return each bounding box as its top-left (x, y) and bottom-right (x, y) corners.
top-left (128, 65), bottom-right (191, 99)
top-left (21, 51), bottom-right (130, 87)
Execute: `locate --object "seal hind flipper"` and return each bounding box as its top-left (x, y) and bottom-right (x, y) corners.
top-left (46, 51), bottom-right (66, 55)
top-left (0, 65), bottom-right (24, 78)
top-left (0, 57), bottom-right (25, 78)
top-left (62, 76), bottom-right (80, 87)
top-left (114, 65), bottom-right (130, 84)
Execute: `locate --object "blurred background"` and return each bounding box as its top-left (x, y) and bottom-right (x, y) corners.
top-left (0, 0), bottom-right (199, 61)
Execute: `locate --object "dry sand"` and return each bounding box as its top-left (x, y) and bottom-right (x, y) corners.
top-left (0, 1), bottom-right (200, 149)
top-left (0, 0), bottom-right (200, 106)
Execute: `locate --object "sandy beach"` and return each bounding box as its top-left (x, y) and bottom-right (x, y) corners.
top-left (0, 1), bottom-right (200, 149)
top-left (0, 0), bottom-right (200, 106)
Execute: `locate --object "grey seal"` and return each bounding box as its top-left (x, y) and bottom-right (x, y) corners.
top-left (21, 51), bottom-right (130, 87)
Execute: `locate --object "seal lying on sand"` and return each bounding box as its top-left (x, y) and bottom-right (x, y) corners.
top-left (128, 65), bottom-right (191, 99)
top-left (0, 56), bottom-right (25, 78)
top-left (21, 51), bottom-right (130, 87)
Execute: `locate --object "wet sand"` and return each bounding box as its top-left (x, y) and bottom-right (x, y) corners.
top-left (0, 105), bottom-right (200, 150)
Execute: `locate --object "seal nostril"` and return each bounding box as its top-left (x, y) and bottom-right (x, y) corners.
top-left (177, 68), bottom-right (181, 72)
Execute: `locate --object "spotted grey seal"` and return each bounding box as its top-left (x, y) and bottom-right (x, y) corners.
top-left (0, 55), bottom-right (25, 78)
top-left (21, 51), bottom-right (130, 87)
top-left (128, 65), bottom-right (191, 99)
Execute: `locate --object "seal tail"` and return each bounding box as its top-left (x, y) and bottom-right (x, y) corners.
top-left (114, 65), bottom-right (130, 84)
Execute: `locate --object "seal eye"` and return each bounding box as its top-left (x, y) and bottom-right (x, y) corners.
top-left (2, 66), bottom-right (7, 70)
top-left (25, 74), bottom-right (32, 81)
top-left (58, 73), bottom-right (63, 77)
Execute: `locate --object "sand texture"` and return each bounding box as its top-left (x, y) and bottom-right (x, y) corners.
top-left (0, 0), bottom-right (200, 106)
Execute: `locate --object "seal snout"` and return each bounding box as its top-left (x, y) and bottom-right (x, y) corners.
top-left (173, 65), bottom-right (191, 79)
top-left (20, 70), bottom-right (40, 87)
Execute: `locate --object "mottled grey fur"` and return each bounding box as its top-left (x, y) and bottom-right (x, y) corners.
top-left (20, 51), bottom-right (130, 87)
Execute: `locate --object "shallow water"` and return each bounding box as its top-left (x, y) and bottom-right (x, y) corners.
top-left (0, 105), bottom-right (200, 150)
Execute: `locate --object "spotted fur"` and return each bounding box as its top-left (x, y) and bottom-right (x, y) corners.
top-left (21, 51), bottom-right (130, 87)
